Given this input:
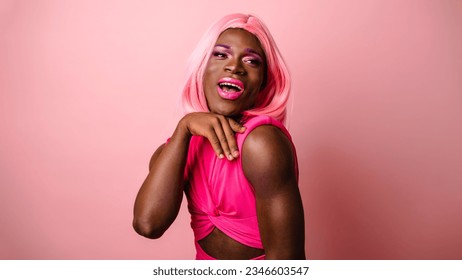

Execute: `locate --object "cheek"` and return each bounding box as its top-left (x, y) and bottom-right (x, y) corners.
top-left (204, 73), bottom-right (219, 93)
top-left (252, 72), bottom-right (265, 92)
top-left (204, 61), bottom-right (220, 77)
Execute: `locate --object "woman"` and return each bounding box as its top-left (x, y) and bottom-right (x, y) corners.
top-left (133, 13), bottom-right (305, 260)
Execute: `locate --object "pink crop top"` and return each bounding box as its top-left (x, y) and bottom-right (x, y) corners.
top-left (182, 115), bottom-right (298, 259)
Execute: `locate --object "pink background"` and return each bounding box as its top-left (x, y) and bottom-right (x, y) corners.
top-left (1, 0), bottom-right (461, 259)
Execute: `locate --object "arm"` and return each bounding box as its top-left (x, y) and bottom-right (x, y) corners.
top-left (242, 125), bottom-right (305, 259)
top-left (133, 112), bottom-right (245, 239)
top-left (132, 124), bottom-right (189, 239)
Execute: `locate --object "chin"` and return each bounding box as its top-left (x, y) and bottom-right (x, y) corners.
top-left (210, 105), bottom-right (242, 118)
top-left (212, 109), bottom-right (238, 117)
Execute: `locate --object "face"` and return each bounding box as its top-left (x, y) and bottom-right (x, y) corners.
top-left (203, 28), bottom-right (266, 118)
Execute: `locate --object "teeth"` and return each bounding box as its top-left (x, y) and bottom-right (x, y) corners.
top-left (219, 82), bottom-right (243, 91)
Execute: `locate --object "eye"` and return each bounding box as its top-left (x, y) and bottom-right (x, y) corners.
top-left (212, 51), bottom-right (228, 59)
top-left (243, 57), bottom-right (262, 67)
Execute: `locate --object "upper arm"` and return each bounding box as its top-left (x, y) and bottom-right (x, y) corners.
top-left (242, 125), bottom-right (305, 259)
top-left (149, 143), bottom-right (166, 171)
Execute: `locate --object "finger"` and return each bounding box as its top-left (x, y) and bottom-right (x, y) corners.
top-left (213, 117), bottom-right (234, 160)
top-left (221, 118), bottom-right (240, 159)
top-left (206, 127), bottom-right (225, 159)
top-left (205, 117), bottom-right (232, 160)
top-left (228, 118), bottom-right (246, 134)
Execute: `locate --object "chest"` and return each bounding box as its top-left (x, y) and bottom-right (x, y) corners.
top-left (184, 137), bottom-right (257, 216)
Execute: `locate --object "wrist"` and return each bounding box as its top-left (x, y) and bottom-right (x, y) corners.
top-left (173, 116), bottom-right (193, 140)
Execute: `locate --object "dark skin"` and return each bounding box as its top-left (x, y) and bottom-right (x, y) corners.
top-left (133, 29), bottom-right (305, 259)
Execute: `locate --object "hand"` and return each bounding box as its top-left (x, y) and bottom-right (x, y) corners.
top-left (179, 112), bottom-right (246, 160)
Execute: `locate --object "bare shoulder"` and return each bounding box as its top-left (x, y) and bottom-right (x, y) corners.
top-left (242, 125), bottom-right (296, 195)
top-left (242, 125), bottom-right (294, 162)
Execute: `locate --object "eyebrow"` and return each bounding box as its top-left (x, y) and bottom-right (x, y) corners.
top-left (244, 48), bottom-right (263, 59)
top-left (214, 44), bottom-right (263, 59)
top-left (215, 44), bottom-right (231, 49)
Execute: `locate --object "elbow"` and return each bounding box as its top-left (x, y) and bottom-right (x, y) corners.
top-left (132, 218), bottom-right (166, 239)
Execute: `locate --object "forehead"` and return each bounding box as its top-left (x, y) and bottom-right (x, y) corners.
top-left (215, 28), bottom-right (264, 55)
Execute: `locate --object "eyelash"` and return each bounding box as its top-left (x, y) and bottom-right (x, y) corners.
top-left (212, 51), bottom-right (228, 59)
top-left (243, 58), bottom-right (261, 66)
top-left (213, 51), bottom-right (261, 67)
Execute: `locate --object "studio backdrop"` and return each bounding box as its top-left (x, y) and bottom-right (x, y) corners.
top-left (1, 0), bottom-right (461, 259)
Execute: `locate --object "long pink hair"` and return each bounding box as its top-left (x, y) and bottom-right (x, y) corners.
top-left (181, 13), bottom-right (291, 124)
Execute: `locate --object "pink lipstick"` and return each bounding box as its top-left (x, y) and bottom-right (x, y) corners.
top-left (217, 77), bottom-right (245, 100)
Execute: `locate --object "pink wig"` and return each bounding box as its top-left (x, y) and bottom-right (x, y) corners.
top-left (181, 13), bottom-right (291, 124)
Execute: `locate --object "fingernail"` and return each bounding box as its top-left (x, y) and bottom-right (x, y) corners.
top-left (219, 154), bottom-right (224, 159)
top-left (227, 154), bottom-right (234, 161)
top-left (232, 150), bottom-right (239, 157)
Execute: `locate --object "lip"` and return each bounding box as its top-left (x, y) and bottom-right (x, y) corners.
top-left (217, 77), bottom-right (245, 100)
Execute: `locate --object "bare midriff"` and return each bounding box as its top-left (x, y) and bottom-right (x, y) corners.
top-left (198, 227), bottom-right (265, 260)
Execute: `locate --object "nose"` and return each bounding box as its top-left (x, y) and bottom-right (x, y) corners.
top-left (224, 58), bottom-right (246, 75)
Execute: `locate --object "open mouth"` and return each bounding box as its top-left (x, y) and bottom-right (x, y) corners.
top-left (219, 82), bottom-right (243, 93)
top-left (217, 77), bottom-right (244, 100)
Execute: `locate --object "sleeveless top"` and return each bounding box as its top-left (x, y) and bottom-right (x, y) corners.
top-left (182, 115), bottom-right (298, 259)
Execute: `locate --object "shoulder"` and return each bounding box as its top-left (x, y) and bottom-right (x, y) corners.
top-left (243, 124), bottom-right (293, 156)
top-left (238, 115), bottom-right (293, 146)
top-left (241, 123), bottom-right (297, 194)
